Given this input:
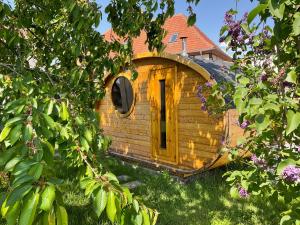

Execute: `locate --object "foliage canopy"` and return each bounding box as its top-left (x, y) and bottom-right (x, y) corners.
top-left (0, 0), bottom-right (199, 224)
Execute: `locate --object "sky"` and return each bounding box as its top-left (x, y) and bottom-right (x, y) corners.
top-left (95, 0), bottom-right (258, 52)
top-left (4, 0), bottom-right (259, 52)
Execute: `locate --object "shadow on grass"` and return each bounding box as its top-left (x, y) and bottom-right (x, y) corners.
top-left (0, 156), bottom-right (281, 225)
top-left (106, 157), bottom-right (281, 225)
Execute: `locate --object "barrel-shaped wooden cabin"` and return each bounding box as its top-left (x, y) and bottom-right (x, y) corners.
top-left (97, 52), bottom-right (243, 176)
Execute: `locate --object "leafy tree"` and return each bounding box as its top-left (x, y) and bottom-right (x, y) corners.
top-left (200, 0), bottom-right (300, 224)
top-left (0, 0), bottom-right (199, 224)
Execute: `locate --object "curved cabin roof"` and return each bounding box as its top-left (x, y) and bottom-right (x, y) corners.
top-left (192, 58), bottom-right (236, 84)
top-left (104, 52), bottom-right (235, 85)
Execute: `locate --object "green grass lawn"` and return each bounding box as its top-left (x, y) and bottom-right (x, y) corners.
top-left (1, 155), bottom-right (281, 225)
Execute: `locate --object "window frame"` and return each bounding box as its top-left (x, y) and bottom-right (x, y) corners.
top-left (168, 32), bottom-right (179, 43)
top-left (111, 74), bottom-right (135, 118)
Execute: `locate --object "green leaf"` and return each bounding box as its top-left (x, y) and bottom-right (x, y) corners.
top-left (4, 157), bottom-right (22, 172)
top-left (187, 13), bottom-right (196, 26)
top-left (238, 77), bottom-right (250, 85)
top-left (6, 184), bottom-right (33, 207)
top-left (220, 25), bottom-right (228, 36)
top-left (13, 160), bottom-right (37, 176)
top-left (56, 204), bottom-right (68, 225)
top-left (286, 110), bottom-right (300, 135)
top-left (93, 188), bottom-right (107, 218)
top-left (0, 147), bottom-right (17, 167)
top-left (104, 172), bottom-right (119, 183)
top-left (60, 102), bottom-right (69, 121)
top-left (247, 4), bottom-right (267, 24)
top-left (6, 201), bottom-right (20, 225)
top-left (5, 117), bottom-right (24, 127)
top-left (268, 0), bottom-right (285, 20)
top-left (133, 199), bottom-right (139, 213)
top-left (84, 129), bottom-right (93, 144)
top-left (123, 188), bottom-right (132, 205)
top-left (42, 114), bottom-right (56, 129)
top-left (0, 126), bottom-right (12, 142)
top-left (84, 180), bottom-right (97, 196)
top-left (80, 137), bottom-right (90, 151)
top-left (285, 70), bottom-right (297, 84)
top-left (46, 100), bottom-right (54, 115)
top-left (42, 210), bottom-right (56, 225)
top-left (1, 198), bottom-right (9, 218)
top-left (131, 70), bottom-right (138, 81)
top-left (79, 177), bottom-right (93, 189)
top-left (23, 124), bottom-right (33, 142)
top-left (142, 209), bottom-right (150, 225)
top-left (277, 159), bottom-right (296, 175)
top-left (293, 13), bottom-right (300, 36)
top-left (28, 163), bottom-right (43, 181)
top-left (255, 114), bottom-right (271, 132)
top-left (229, 186), bottom-right (239, 199)
top-left (12, 175), bottom-right (34, 189)
top-left (280, 215), bottom-right (291, 225)
top-left (106, 191), bottom-right (117, 223)
top-left (19, 191), bottom-right (40, 225)
top-left (9, 124), bottom-right (22, 145)
top-left (135, 212), bottom-right (143, 225)
top-left (42, 141), bottom-right (55, 165)
top-left (249, 97), bottom-right (263, 105)
top-left (241, 23), bottom-right (250, 35)
top-left (40, 185), bottom-right (56, 212)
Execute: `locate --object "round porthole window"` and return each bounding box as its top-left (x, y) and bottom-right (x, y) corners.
top-left (111, 76), bottom-right (134, 115)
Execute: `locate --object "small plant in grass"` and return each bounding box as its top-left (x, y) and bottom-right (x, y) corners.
top-left (200, 0), bottom-right (300, 224)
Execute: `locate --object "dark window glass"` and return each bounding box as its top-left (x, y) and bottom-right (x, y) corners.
top-left (160, 80), bottom-right (167, 149)
top-left (169, 33), bottom-right (178, 43)
top-left (111, 76), bottom-right (134, 114)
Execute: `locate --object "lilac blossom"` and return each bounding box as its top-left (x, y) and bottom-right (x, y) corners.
top-left (221, 136), bottom-right (226, 145)
top-left (251, 154), bottom-right (267, 168)
top-left (238, 187), bottom-right (249, 198)
top-left (200, 96), bottom-right (206, 103)
top-left (282, 165), bottom-right (300, 183)
top-left (205, 82), bottom-right (212, 88)
top-left (260, 72), bottom-right (268, 82)
top-left (219, 36), bottom-right (226, 43)
top-left (201, 105), bottom-right (207, 111)
top-left (240, 120), bottom-right (250, 129)
top-left (198, 85), bottom-right (203, 92)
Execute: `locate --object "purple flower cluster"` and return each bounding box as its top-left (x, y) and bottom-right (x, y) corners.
top-left (251, 154), bottom-right (266, 167)
top-left (205, 82), bottom-right (212, 88)
top-left (238, 187), bottom-right (249, 198)
top-left (201, 105), bottom-right (207, 111)
top-left (220, 11), bottom-right (249, 48)
top-left (240, 120), bottom-right (250, 129)
top-left (197, 85), bottom-right (210, 112)
top-left (282, 165), bottom-right (300, 183)
top-left (260, 71), bottom-right (268, 82)
top-left (251, 154), bottom-right (276, 174)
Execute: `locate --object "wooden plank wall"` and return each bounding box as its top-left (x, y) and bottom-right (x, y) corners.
top-left (175, 64), bottom-right (224, 169)
top-left (98, 57), bottom-right (243, 171)
top-left (98, 58), bottom-right (177, 161)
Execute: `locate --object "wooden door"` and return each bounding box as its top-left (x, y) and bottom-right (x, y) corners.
top-left (150, 67), bottom-right (177, 164)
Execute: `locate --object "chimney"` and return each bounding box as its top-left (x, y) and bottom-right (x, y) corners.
top-left (180, 36), bottom-right (188, 57)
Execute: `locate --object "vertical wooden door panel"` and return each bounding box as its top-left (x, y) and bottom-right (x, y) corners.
top-left (150, 67), bottom-right (177, 164)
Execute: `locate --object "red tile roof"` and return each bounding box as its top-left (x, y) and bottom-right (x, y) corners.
top-left (104, 14), bottom-right (231, 61)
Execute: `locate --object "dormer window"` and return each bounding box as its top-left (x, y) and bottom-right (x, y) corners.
top-left (169, 33), bottom-right (179, 43)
